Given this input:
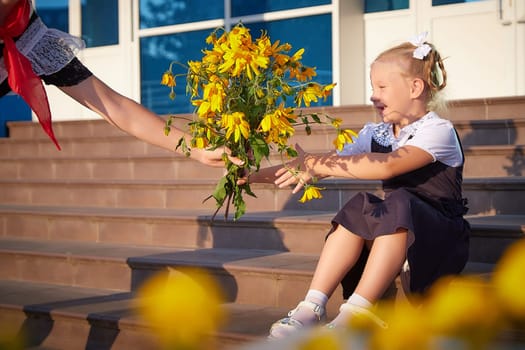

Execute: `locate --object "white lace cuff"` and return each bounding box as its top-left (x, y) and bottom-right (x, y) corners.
top-left (0, 17), bottom-right (85, 83)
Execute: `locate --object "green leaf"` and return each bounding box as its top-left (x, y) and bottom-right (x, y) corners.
top-left (212, 176), bottom-right (228, 206)
top-left (286, 148), bottom-right (298, 158)
top-left (250, 135), bottom-right (270, 168)
top-left (243, 183), bottom-right (257, 198)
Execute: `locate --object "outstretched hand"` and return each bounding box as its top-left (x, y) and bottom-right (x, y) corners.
top-left (192, 147), bottom-right (244, 168)
top-left (274, 144), bottom-right (315, 194)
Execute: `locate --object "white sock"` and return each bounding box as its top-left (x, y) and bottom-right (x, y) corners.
top-left (305, 289), bottom-right (329, 306)
top-left (347, 293), bottom-right (372, 309)
top-left (328, 293), bottom-right (371, 327)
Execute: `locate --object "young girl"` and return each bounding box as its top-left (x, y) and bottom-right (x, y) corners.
top-left (252, 33), bottom-right (470, 338)
top-left (0, 0), bottom-right (241, 167)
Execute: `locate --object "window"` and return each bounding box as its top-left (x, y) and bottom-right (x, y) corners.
top-left (246, 15), bottom-right (333, 106)
top-left (36, 0), bottom-right (69, 32)
top-left (140, 30), bottom-right (212, 114)
top-left (81, 0), bottom-right (119, 47)
top-left (231, 0), bottom-right (330, 17)
top-left (432, 0), bottom-right (484, 5)
top-left (364, 0), bottom-right (409, 13)
top-left (139, 0), bottom-right (223, 29)
top-left (139, 0), bottom-right (334, 114)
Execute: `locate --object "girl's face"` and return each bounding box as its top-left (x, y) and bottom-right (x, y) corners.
top-left (369, 60), bottom-right (414, 125)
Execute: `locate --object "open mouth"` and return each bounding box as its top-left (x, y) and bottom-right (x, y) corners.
top-left (374, 104), bottom-right (386, 115)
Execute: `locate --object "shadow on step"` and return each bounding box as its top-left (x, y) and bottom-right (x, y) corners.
top-left (504, 146), bottom-right (524, 176)
top-left (19, 292), bottom-right (134, 350)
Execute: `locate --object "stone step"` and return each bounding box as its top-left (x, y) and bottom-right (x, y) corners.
top-left (0, 204), bottom-right (522, 259)
top-left (0, 144), bottom-right (522, 181)
top-left (5, 96), bottom-right (525, 141)
top-left (0, 237), bottom-right (346, 315)
top-left (2, 116), bottom-right (525, 161)
top-left (0, 279), bottom-right (285, 350)
top-left (0, 177), bottom-right (524, 215)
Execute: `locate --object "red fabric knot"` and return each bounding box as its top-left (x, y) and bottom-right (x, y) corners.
top-left (0, 0), bottom-right (60, 150)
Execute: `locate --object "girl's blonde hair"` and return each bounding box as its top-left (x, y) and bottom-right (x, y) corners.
top-left (375, 41), bottom-right (448, 113)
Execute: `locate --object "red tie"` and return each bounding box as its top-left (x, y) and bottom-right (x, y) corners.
top-left (0, 0), bottom-right (60, 150)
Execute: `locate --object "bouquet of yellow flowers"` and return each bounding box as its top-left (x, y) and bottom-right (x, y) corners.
top-left (162, 23), bottom-right (356, 220)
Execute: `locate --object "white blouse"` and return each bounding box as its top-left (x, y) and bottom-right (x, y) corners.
top-left (337, 111), bottom-right (464, 168)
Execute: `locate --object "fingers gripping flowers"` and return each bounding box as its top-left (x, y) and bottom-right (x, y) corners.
top-left (162, 23), bottom-right (354, 220)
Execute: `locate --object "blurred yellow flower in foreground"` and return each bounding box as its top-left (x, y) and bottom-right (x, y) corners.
top-left (492, 239), bottom-right (525, 322)
top-left (297, 328), bottom-right (344, 350)
top-left (369, 300), bottom-right (430, 350)
top-left (0, 322), bottom-right (24, 350)
top-left (135, 267), bottom-right (225, 349)
top-left (424, 276), bottom-right (501, 349)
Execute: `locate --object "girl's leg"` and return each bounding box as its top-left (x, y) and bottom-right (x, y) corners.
top-left (328, 228), bottom-right (408, 327)
top-left (309, 225), bottom-right (366, 297)
top-left (269, 225), bottom-right (365, 338)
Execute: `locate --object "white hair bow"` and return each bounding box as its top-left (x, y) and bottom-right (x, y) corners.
top-left (409, 31), bottom-right (431, 59)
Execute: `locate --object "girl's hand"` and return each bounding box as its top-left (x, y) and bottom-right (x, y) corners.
top-left (274, 145), bottom-right (314, 194)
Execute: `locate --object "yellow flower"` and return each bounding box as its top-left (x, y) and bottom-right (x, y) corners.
top-left (333, 129), bottom-right (358, 151)
top-left (424, 276), bottom-right (502, 347)
top-left (192, 99), bottom-right (212, 118)
top-left (299, 185), bottom-right (323, 203)
top-left (162, 23), bottom-right (342, 220)
top-left (135, 267), bottom-right (225, 349)
top-left (189, 124), bottom-right (209, 149)
top-left (298, 83), bottom-right (322, 107)
top-left (295, 66), bottom-right (317, 82)
top-left (260, 104), bottom-right (296, 146)
top-left (160, 71), bottom-right (176, 87)
top-left (492, 239), bottom-right (525, 321)
top-left (202, 79), bottom-right (225, 114)
top-left (331, 118), bottom-right (342, 128)
top-left (297, 328), bottom-right (344, 350)
top-left (369, 300), bottom-right (430, 350)
top-left (221, 112), bottom-right (250, 142)
top-left (322, 83), bottom-right (337, 99)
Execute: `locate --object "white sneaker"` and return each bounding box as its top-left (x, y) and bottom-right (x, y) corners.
top-left (326, 303), bottom-right (388, 330)
top-left (268, 301), bottom-right (326, 340)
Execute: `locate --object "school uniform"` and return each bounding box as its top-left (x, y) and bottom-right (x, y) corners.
top-left (332, 111), bottom-right (470, 297)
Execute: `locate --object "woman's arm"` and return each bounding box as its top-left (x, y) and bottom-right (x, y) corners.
top-left (0, 0), bottom-right (20, 25)
top-left (60, 75), bottom-right (242, 167)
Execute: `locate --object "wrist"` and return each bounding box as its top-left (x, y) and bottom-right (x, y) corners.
top-left (304, 153), bottom-right (316, 174)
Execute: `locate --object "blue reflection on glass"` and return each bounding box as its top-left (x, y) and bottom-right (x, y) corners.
top-left (432, 0), bottom-right (483, 5)
top-left (231, 0), bottom-right (331, 17)
top-left (364, 0), bottom-right (409, 13)
top-left (141, 14), bottom-right (333, 114)
top-left (246, 14), bottom-right (333, 107)
top-left (140, 30), bottom-right (211, 114)
top-left (81, 0), bottom-right (118, 47)
top-left (139, 0), bottom-right (224, 29)
top-left (36, 0), bottom-right (69, 32)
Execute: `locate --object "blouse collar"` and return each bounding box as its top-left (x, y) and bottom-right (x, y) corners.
top-left (372, 112), bottom-right (437, 148)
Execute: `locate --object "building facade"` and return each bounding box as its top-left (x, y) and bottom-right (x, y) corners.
top-left (13, 0), bottom-right (525, 121)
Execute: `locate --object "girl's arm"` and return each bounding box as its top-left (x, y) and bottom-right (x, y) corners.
top-left (275, 145), bottom-right (434, 194)
top-left (60, 75), bottom-right (243, 167)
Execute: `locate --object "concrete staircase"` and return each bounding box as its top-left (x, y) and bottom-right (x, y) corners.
top-left (0, 96), bottom-right (524, 349)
